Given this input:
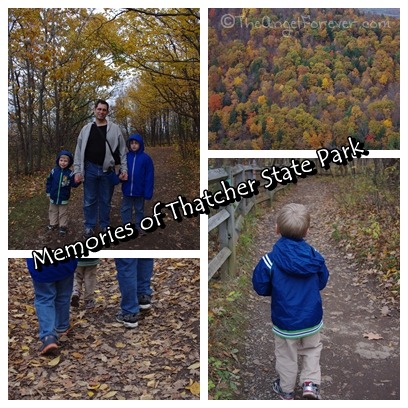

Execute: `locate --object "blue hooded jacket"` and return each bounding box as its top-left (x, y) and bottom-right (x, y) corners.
top-left (27, 258), bottom-right (78, 283)
top-left (252, 237), bottom-right (329, 338)
top-left (46, 150), bottom-right (80, 205)
top-left (121, 134), bottom-right (154, 200)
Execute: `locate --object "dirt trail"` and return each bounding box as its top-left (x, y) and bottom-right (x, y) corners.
top-left (13, 146), bottom-right (199, 251)
top-left (240, 177), bottom-right (400, 400)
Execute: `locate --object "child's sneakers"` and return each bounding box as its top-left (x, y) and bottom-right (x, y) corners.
top-left (302, 381), bottom-right (321, 400)
top-left (59, 226), bottom-right (67, 236)
top-left (85, 299), bottom-right (95, 309)
top-left (272, 378), bottom-right (294, 400)
top-left (39, 335), bottom-right (58, 355)
top-left (46, 224), bottom-right (57, 232)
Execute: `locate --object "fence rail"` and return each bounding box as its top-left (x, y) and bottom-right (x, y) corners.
top-left (208, 162), bottom-right (286, 281)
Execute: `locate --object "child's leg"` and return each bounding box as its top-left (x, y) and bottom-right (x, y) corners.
top-left (49, 203), bottom-right (59, 227)
top-left (73, 266), bottom-right (85, 297)
top-left (83, 265), bottom-right (97, 301)
top-left (120, 195), bottom-right (134, 225)
top-left (32, 281), bottom-right (58, 341)
top-left (54, 274), bottom-right (74, 333)
top-left (134, 197), bottom-right (145, 231)
top-left (59, 204), bottom-right (69, 228)
top-left (298, 332), bottom-right (322, 386)
top-left (274, 335), bottom-right (299, 393)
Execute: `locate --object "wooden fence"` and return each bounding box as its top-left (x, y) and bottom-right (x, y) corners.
top-left (208, 161), bottom-right (286, 281)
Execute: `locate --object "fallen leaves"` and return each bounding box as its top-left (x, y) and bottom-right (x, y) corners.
top-left (363, 332), bottom-right (384, 341)
top-left (8, 258), bottom-right (200, 400)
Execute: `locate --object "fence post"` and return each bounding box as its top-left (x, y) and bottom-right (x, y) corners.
top-left (226, 166), bottom-right (237, 276)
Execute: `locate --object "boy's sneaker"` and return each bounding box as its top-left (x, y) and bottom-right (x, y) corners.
top-left (39, 335), bottom-right (58, 355)
top-left (59, 226), bottom-right (67, 236)
top-left (116, 312), bottom-right (139, 328)
top-left (71, 294), bottom-right (80, 307)
top-left (302, 381), bottom-right (321, 400)
top-left (85, 299), bottom-right (96, 309)
top-left (272, 378), bottom-right (294, 400)
top-left (139, 294), bottom-right (152, 310)
top-left (46, 224), bottom-right (57, 232)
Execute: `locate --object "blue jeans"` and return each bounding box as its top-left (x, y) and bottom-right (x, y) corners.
top-left (121, 196), bottom-right (145, 230)
top-left (114, 258), bottom-right (153, 315)
top-left (83, 161), bottom-right (114, 229)
top-left (32, 275), bottom-right (74, 341)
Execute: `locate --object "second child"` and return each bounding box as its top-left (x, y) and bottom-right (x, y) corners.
top-left (71, 258), bottom-right (100, 309)
top-left (120, 134), bottom-right (154, 235)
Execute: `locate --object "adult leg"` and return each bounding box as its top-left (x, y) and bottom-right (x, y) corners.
top-left (83, 161), bottom-right (99, 230)
top-left (99, 171), bottom-right (114, 229)
top-left (137, 258), bottom-right (153, 297)
top-left (114, 258), bottom-right (139, 315)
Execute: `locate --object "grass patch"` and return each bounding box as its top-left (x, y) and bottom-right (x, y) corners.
top-left (208, 208), bottom-right (259, 400)
top-left (8, 193), bottom-right (49, 249)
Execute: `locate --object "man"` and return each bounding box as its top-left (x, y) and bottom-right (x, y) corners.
top-left (114, 258), bottom-right (154, 328)
top-left (74, 99), bottom-right (128, 239)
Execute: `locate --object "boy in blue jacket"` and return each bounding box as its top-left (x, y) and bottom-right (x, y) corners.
top-left (120, 134), bottom-right (154, 235)
top-left (26, 258), bottom-right (78, 355)
top-left (46, 150), bottom-right (80, 236)
top-left (252, 203), bottom-right (329, 400)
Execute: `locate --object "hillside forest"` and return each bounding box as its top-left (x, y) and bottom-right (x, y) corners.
top-left (208, 8), bottom-right (400, 150)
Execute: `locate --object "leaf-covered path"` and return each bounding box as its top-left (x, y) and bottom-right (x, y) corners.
top-left (9, 146), bottom-right (200, 251)
top-left (239, 177), bottom-right (400, 400)
top-left (8, 258), bottom-right (200, 400)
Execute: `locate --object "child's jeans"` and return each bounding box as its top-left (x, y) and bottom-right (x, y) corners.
top-left (274, 332), bottom-right (322, 392)
top-left (121, 196), bottom-right (145, 231)
top-left (73, 265), bottom-right (97, 301)
top-left (114, 258), bottom-right (153, 315)
top-left (32, 275), bottom-right (74, 341)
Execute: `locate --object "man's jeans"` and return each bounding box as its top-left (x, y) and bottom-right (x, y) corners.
top-left (84, 161), bottom-right (114, 230)
top-left (121, 196), bottom-right (145, 230)
top-left (115, 258), bottom-right (154, 315)
top-left (32, 274), bottom-right (74, 341)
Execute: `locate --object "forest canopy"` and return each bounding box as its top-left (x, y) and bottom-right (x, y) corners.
top-left (8, 8), bottom-right (200, 174)
top-left (208, 8), bottom-right (400, 150)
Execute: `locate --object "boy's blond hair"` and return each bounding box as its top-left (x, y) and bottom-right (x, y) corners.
top-left (277, 203), bottom-right (310, 239)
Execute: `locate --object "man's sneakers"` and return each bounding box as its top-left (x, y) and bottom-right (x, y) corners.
top-left (83, 228), bottom-right (94, 240)
top-left (272, 378), bottom-right (294, 400)
top-left (39, 335), bottom-right (58, 356)
top-left (302, 381), bottom-right (321, 400)
top-left (139, 294), bottom-right (152, 311)
top-left (116, 312), bottom-right (139, 329)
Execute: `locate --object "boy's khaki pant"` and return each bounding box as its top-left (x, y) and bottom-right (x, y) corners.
top-left (274, 332), bottom-right (322, 393)
top-left (73, 265), bottom-right (97, 301)
top-left (49, 203), bottom-right (68, 228)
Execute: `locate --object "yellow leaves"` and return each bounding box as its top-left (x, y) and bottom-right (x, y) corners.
top-left (185, 380), bottom-right (200, 396)
top-left (72, 352), bottom-right (84, 359)
top-left (48, 355), bottom-right (61, 367)
top-left (115, 342), bottom-right (126, 349)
